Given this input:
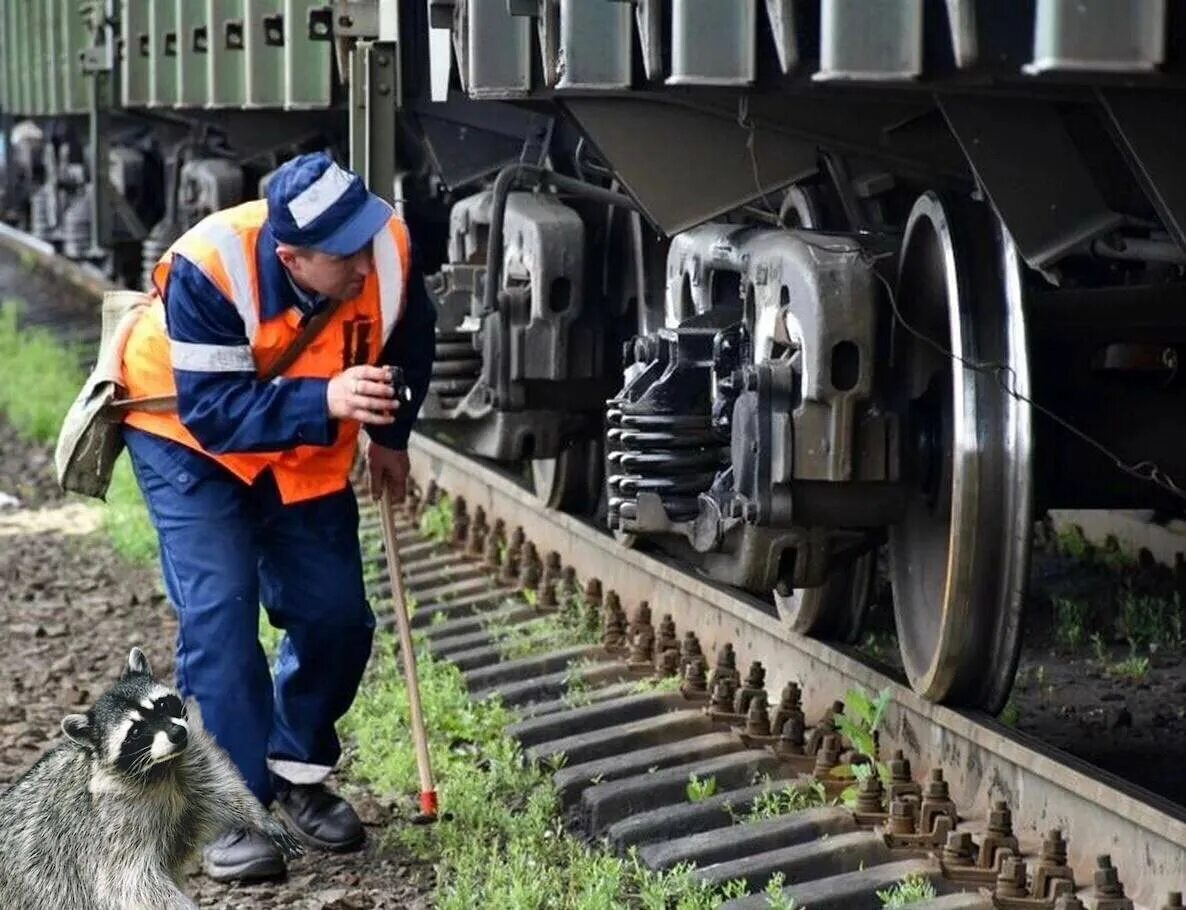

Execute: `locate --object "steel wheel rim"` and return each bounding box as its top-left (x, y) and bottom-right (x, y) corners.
top-left (774, 549), bottom-right (876, 644)
top-left (888, 192), bottom-right (1032, 711)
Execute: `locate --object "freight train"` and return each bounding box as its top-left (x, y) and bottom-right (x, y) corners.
top-left (4, 0), bottom-right (1186, 714)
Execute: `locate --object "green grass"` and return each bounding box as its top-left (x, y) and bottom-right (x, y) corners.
top-left (686, 773), bottom-right (717, 803)
top-left (1052, 596), bottom-right (1091, 651)
top-left (1115, 590), bottom-right (1182, 651)
top-left (341, 633), bottom-right (755, 909)
top-left (419, 494), bottom-right (455, 543)
top-left (1104, 652), bottom-right (1151, 684)
top-left (0, 301), bottom-right (88, 442)
top-left (0, 298), bottom-right (158, 563)
top-left (734, 779), bottom-right (829, 824)
top-left (877, 872), bottom-right (936, 907)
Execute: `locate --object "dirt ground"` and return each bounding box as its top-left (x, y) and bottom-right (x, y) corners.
top-left (857, 524), bottom-right (1186, 807)
top-left (0, 419), bottom-right (434, 909)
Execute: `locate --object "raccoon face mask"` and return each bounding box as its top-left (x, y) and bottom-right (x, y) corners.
top-left (60, 647), bottom-right (191, 783)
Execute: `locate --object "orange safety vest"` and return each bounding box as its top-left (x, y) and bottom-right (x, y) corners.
top-left (120, 199), bottom-right (411, 504)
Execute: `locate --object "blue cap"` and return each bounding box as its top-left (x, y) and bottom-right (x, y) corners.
top-left (266, 151), bottom-right (393, 257)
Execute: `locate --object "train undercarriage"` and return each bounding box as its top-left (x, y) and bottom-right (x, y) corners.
top-left (6, 0), bottom-right (1186, 712)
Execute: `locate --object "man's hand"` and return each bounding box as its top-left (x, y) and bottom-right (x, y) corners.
top-left (367, 442), bottom-right (411, 501)
top-left (327, 365), bottom-right (400, 425)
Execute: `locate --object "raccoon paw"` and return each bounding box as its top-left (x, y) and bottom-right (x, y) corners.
top-left (263, 817), bottom-right (305, 860)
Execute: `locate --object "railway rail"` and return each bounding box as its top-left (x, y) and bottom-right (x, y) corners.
top-left (392, 433), bottom-right (1186, 910)
top-left (5, 214), bottom-right (1186, 909)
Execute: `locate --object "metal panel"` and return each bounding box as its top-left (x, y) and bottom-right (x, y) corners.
top-left (31, 0), bottom-right (46, 114)
top-left (175, 0), bottom-right (206, 107)
top-left (244, 0), bottom-right (284, 107)
top-left (563, 97), bottom-right (817, 236)
top-left (283, 0), bottom-right (331, 108)
top-left (939, 95), bottom-right (1124, 269)
top-left (668, 0), bottom-right (756, 86)
top-left (1025, 0), bottom-right (1165, 74)
top-left (17, 1), bottom-right (32, 114)
top-left (815, 0), bottom-right (924, 81)
top-left (206, 0), bottom-right (246, 107)
top-left (61, 0), bottom-right (90, 113)
top-left (148, 0), bottom-right (178, 107)
top-left (0, 0), bottom-right (9, 111)
top-left (121, 0), bottom-right (151, 107)
top-left (457, 0), bottom-right (530, 99)
top-left (44, 0), bottom-right (61, 115)
top-left (764, 0), bottom-right (799, 75)
top-left (1100, 90), bottom-right (1186, 255)
top-left (553, 0), bottom-right (631, 90)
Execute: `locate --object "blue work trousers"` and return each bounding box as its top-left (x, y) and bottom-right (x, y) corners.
top-left (125, 434), bottom-right (375, 806)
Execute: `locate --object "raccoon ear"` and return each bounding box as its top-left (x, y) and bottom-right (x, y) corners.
top-left (124, 647), bottom-right (152, 679)
top-left (61, 714), bottom-right (92, 748)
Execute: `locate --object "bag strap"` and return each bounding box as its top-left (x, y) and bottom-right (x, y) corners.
top-left (107, 296), bottom-right (348, 414)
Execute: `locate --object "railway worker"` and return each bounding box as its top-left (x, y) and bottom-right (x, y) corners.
top-left (116, 151), bottom-right (436, 883)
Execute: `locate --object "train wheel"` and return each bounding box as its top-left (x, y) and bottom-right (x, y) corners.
top-left (774, 548), bottom-right (876, 644)
top-left (531, 439), bottom-right (603, 513)
top-left (888, 192), bottom-right (1033, 713)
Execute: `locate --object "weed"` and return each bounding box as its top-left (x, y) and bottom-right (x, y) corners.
top-left (999, 699), bottom-right (1021, 728)
top-left (0, 301), bottom-right (87, 442)
top-left (877, 872), bottom-right (937, 907)
top-left (1052, 596), bottom-right (1091, 651)
top-left (833, 686), bottom-right (891, 804)
top-left (630, 674), bottom-right (683, 695)
top-left (562, 658), bottom-right (599, 708)
top-left (1056, 524), bottom-right (1090, 561)
top-left (1091, 632), bottom-right (1108, 664)
top-left (686, 773), bottom-right (718, 803)
top-left (488, 592), bottom-right (600, 662)
top-left (341, 635), bottom-right (752, 908)
top-left (1105, 653), bottom-right (1151, 683)
top-left (764, 872), bottom-right (800, 910)
top-left (859, 631), bottom-right (894, 662)
top-left (418, 495), bottom-right (455, 543)
top-left (740, 780), bottom-right (828, 822)
top-left (1116, 589), bottom-right (1182, 651)
top-left (0, 301), bottom-right (158, 562)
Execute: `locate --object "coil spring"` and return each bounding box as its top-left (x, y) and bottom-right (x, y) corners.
top-left (61, 191), bottom-right (91, 260)
top-left (29, 186), bottom-right (52, 240)
top-left (606, 405), bottom-right (727, 527)
top-left (430, 331), bottom-right (481, 410)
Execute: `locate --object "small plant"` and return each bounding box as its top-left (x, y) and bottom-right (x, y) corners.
top-left (833, 686), bottom-right (891, 804)
top-left (999, 699), bottom-right (1021, 728)
top-left (764, 872), bottom-right (800, 910)
top-left (686, 773), bottom-right (718, 803)
top-left (1091, 632), bottom-right (1108, 664)
top-left (741, 780), bottom-right (828, 822)
top-left (1056, 524), bottom-right (1090, 561)
top-left (630, 675), bottom-right (683, 695)
top-left (1105, 653), bottom-right (1151, 683)
top-left (877, 872), bottom-right (937, 907)
top-left (418, 495), bottom-right (455, 543)
top-left (1053, 596), bottom-right (1091, 651)
top-left (1116, 590), bottom-right (1182, 652)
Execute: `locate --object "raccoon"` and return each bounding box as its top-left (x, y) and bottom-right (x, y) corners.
top-left (0, 646), bottom-right (303, 910)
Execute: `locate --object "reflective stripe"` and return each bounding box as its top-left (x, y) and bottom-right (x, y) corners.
top-left (288, 161), bottom-right (356, 228)
top-left (268, 758), bottom-right (334, 785)
top-left (170, 340), bottom-right (256, 373)
top-left (191, 219), bottom-right (259, 342)
top-left (373, 225), bottom-right (403, 343)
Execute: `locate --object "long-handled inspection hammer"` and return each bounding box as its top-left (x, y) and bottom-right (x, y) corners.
top-left (377, 371), bottom-right (439, 824)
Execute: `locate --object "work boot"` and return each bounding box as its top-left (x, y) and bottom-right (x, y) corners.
top-left (274, 779), bottom-right (366, 852)
top-left (202, 828), bottom-right (287, 883)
